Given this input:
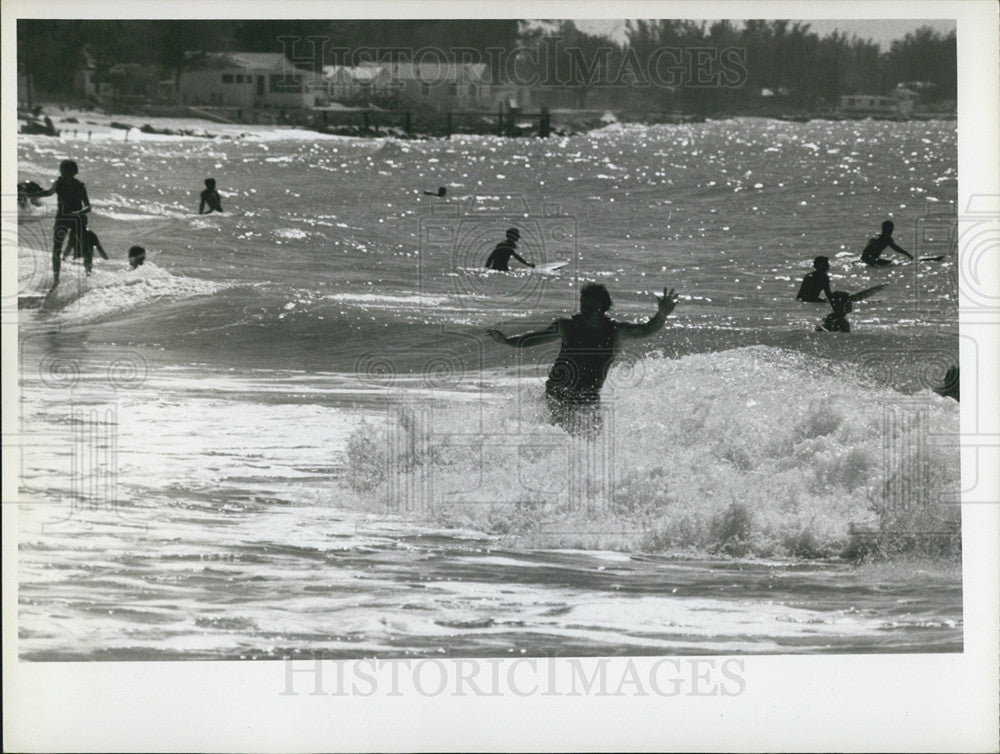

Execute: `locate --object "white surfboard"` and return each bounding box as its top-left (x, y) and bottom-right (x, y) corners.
top-left (536, 259), bottom-right (570, 274)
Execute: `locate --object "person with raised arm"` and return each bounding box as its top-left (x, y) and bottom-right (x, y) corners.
top-left (488, 283), bottom-right (679, 433)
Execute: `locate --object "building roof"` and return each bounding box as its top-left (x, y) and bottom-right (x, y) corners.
top-left (184, 51), bottom-right (312, 74)
top-left (322, 65), bottom-right (384, 81)
top-left (358, 61), bottom-right (489, 82)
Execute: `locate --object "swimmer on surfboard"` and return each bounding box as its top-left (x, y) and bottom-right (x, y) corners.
top-left (485, 228), bottom-right (534, 271)
top-left (796, 256), bottom-right (834, 302)
top-left (424, 187), bottom-right (447, 197)
top-left (861, 220), bottom-right (912, 266)
top-left (815, 285), bottom-right (887, 333)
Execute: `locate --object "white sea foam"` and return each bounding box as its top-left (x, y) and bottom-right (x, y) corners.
top-left (345, 346), bottom-right (960, 558)
top-left (18, 245), bottom-right (223, 324)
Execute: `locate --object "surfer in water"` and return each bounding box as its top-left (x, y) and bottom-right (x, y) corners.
top-left (816, 291), bottom-right (852, 333)
top-left (199, 178), bottom-right (223, 214)
top-left (796, 256), bottom-right (833, 302)
top-left (485, 228), bottom-right (534, 271)
top-left (424, 186), bottom-right (447, 197)
top-left (861, 220), bottom-right (913, 266)
top-left (487, 283), bottom-right (679, 434)
top-left (28, 159), bottom-right (92, 285)
top-left (80, 228), bottom-right (109, 263)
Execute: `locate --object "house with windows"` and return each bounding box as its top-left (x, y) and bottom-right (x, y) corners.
top-left (838, 94), bottom-right (900, 117)
top-left (315, 65), bottom-right (390, 104)
top-left (358, 61), bottom-right (492, 110)
top-left (178, 52), bottom-right (316, 109)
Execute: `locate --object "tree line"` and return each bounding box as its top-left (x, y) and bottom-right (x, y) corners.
top-left (18, 18), bottom-right (955, 112)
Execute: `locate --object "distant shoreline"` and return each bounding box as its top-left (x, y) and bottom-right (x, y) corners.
top-left (17, 101), bottom-right (957, 145)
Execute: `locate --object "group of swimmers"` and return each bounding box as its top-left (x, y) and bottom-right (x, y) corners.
top-left (19, 159), bottom-right (954, 433)
top-left (486, 217), bottom-right (957, 432)
top-left (18, 160), bottom-right (225, 286)
top-left (794, 220), bottom-right (913, 333)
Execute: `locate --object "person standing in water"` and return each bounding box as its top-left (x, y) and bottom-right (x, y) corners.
top-left (485, 228), bottom-right (534, 271)
top-left (30, 159), bottom-right (92, 285)
top-left (487, 283), bottom-right (679, 433)
top-left (199, 178), bottom-right (223, 214)
top-left (796, 256), bottom-right (834, 302)
top-left (861, 220), bottom-right (912, 266)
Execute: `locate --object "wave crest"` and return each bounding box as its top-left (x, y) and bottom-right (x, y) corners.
top-left (344, 347), bottom-right (961, 559)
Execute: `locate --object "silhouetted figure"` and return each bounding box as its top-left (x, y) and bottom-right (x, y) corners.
top-left (30, 159), bottom-right (92, 284)
top-left (65, 228), bottom-right (109, 264)
top-left (861, 220), bottom-right (912, 266)
top-left (128, 245), bottom-right (146, 269)
top-left (86, 229), bottom-right (109, 261)
top-left (424, 187), bottom-right (447, 197)
top-left (933, 365), bottom-right (959, 401)
top-left (199, 178), bottom-right (223, 214)
top-left (488, 283), bottom-right (679, 433)
top-left (796, 255), bottom-right (833, 302)
top-left (485, 228), bottom-right (533, 271)
top-left (816, 291), bottom-right (852, 332)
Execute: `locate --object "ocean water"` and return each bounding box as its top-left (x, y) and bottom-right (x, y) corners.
top-left (15, 118), bottom-right (962, 659)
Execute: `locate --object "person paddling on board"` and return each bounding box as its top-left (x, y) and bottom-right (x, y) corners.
top-left (485, 228), bottom-right (534, 271)
top-left (796, 256), bottom-right (834, 302)
top-left (424, 186), bottom-right (447, 197)
top-left (488, 283), bottom-right (679, 434)
top-left (29, 159), bottom-right (92, 285)
top-left (861, 220), bottom-right (912, 266)
top-left (199, 178), bottom-right (223, 214)
top-left (816, 291), bottom-right (852, 333)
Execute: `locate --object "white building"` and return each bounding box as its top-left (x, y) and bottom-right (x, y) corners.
top-left (839, 94), bottom-right (900, 117)
top-left (358, 61), bottom-right (492, 110)
top-left (315, 65), bottom-right (390, 104)
top-left (178, 52), bottom-right (316, 109)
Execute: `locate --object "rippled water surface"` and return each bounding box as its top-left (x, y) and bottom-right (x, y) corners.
top-left (17, 118), bottom-right (961, 658)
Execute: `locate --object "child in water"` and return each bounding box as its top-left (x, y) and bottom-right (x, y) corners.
top-left (816, 291), bottom-right (852, 333)
top-left (128, 246), bottom-right (146, 269)
top-left (29, 159), bottom-right (92, 285)
top-left (485, 228), bottom-right (534, 271)
top-left (83, 228), bottom-right (109, 262)
top-left (488, 283), bottom-right (679, 434)
top-left (199, 178), bottom-right (223, 214)
top-left (64, 228), bottom-right (109, 262)
top-left (861, 220), bottom-right (912, 266)
top-left (796, 256), bottom-right (833, 302)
